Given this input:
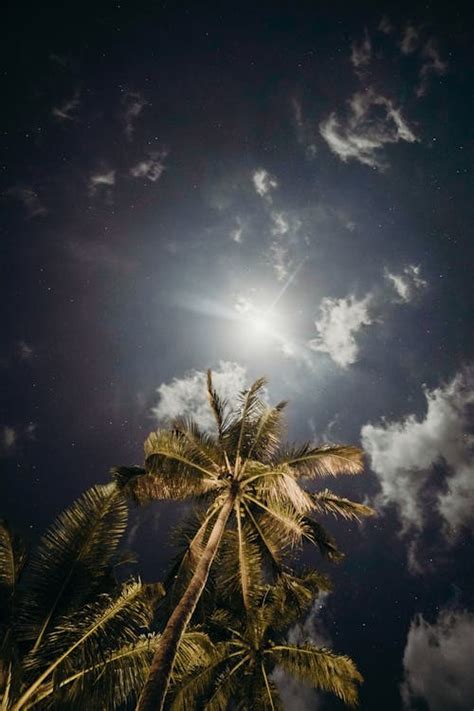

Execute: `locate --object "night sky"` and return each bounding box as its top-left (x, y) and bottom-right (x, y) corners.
top-left (1, 2), bottom-right (473, 709)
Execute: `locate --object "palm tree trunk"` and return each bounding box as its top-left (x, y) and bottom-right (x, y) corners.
top-left (135, 490), bottom-right (236, 711)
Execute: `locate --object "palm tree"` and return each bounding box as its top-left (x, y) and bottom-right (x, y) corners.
top-left (169, 572), bottom-right (363, 709)
top-left (115, 371), bottom-right (372, 711)
top-left (0, 483), bottom-right (173, 710)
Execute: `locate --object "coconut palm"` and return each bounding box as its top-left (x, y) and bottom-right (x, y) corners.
top-left (0, 483), bottom-right (212, 710)
top-left (169, 572), bottom-right (363, 710)
top-left (115, 371), bottom-right (372, 711)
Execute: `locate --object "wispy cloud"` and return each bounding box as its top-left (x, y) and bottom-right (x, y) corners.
top-left (320, 90), bottom-right (417, 170)
top-left (122, 91), bottom-right (147, 139)
top-left (416, 39), bottom-right (448, 97)
top-left (88, 170), bottom-right (115, 198)
top-left (309, 294), bottom-right (374, 368)
top-left (269, 210), bottom-right (302, 281)
top-left (230, 216), bottom-right (244, 243)
top-left (52, 89), bottom-right (81, 122)
top-left (401, 609), bottom-right (474, 710)
top-left (385, 264), bottom-right (427, 303)
top-left (252, 168), bottom-right (278, 200)
top-left (362, 368), bottom-right (474, 539)
top-left (400, 24), bottom-right (419, 55)
top-left (4, 186), bottom-right (47, 218)
top-left (378, 15), bottom-right (393, 34)
top-left (68, 240), bottom-right (137, 273)
top-left (292, 98), bottom-right (318, 159)
top-left (1, 422), bottom-right (36, 457)
top-left (152, 361), bottom-right (248, 432)
top-left (130, 150), bottom-right (167, 182)
top-left (350, 28), bottom-right (372, 69)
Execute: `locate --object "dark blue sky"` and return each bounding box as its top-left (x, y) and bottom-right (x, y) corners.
top-left (1, 2), bottom-right (473, 709)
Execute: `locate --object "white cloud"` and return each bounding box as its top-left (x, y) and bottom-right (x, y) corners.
top-left (270, 211), bottom-right (302, 281)
top-left (52, 89), bottom-right (81, 122)
top-left (130, 150), bottom-right (167, 182)
top-left (5, 187), bottom-right (47, 218)
top-left (122, 91), bottom-right (147, 139)
top-left (320, 89), bottom-right (417, 170)
top-left (152, 361), bottom-right (247, 432)
top-left (378, 15), bottom-right (393, 34)
top-left (230, 217), bottom-right (243, 243)
top-left (2, 426), bottom-right (17, 452)
top-left (400, 25), bottom-right (419, 55)
top-left (292, 98), bottom-right (317, 159)
top-left (17, 341), bottom-right (34, 361)
top-left (309, 294), bottom-right (373, 368)
top-left (361, 368), bottom-right (474, 535)
top-left (252, 169), bottom-right (278, 199)
top-left (385, 264), bottom-right (427, 302)
top-left (402, 609), bottom-right (474, 710)
top-left (416, 40), bottom-right (448, 97)
top-left (68, 241), bottom-right (137, 273)
top-left (351, 29), bottom-right (371, 69)
top-left (88, 170), bottom-right (115, 197)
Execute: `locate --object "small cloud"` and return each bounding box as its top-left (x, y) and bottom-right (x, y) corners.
top-left (230, 217), bottom-right (243, 243)
top-left (68, 240), bottom-right (137, 273)
top-left (2, 426), bottom-right (17, 452)
top-left (378, 15), bottom-right (393, 34)
top-left (88, 170), bottom-right (115, 198)
top-left (401, 609), bottom-right (474, 711)
top-left (309, 294), bottom-right (374, 368)
top-left (351, 28), bottom-right (372, 69)
top-left (4, 187), bottom-right (47, 218)
top-left (292, 98), bottom-right (318, 159)
top-left (130, 150), bottom-right (167, 182)
top-left (52, 89), bottom-right (81, 122)
top-left (270, 211), bottom-right (302, 281)
top-left (320, 89), bottom-right (417, 170)
top-left (252, 168), bottom-right (278, 200)
top-left (400, 24), bottom-right (419, 55)
top-left (385, 264), bottom-right (428, 302)
top-left (17, 341), bottom-right (34, 361)
top-left (152, 361), bottom-right (248, 432)
top-left (361, 367), bottom-right (474, 541)
top-left (122, 91), bottom-right (147, 140)
top-left (416, 39), bottom-right (448, 97)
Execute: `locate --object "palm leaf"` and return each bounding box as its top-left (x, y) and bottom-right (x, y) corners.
top-left (15, 483), bottom-right (128, 648)
top-left (0, 520), bottom-right (27, 629)
top-left (144, 430), bottom-right (221, 499)
top-left (206, 370), bottom-right (230, 438)
top-left (215, 517), bottom-right (263, 609)
top-left (302, 518), bottom-right (344, 561)
top-left (311, 490), bottom-right (374, 522)
top-left (276, 444), bottom-right (364, 479)
top-left (269, 644), bottom-right (362, 707)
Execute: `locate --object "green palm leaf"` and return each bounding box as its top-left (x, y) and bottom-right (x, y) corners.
top-left (15, 483), bottom-right (128, 648)
top-left (311, 490), bottom-right (374, 521)
top-left (276, 444), bottom-right (364, 479)
top-left (269, 644), bottom-right (363, 707)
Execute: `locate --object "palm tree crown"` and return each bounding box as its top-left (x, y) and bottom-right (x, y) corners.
top-left (115, 371), bottom-right (372, 711)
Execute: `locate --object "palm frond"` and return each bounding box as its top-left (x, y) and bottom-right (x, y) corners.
top-left (244, 402), bottom-right (287, 465)
top-left (16, 483), bottom-right (128, 647)
top-left (144, 430), bottom-right (221, 500)
top-left (269, 644), bottom-right (362, 707)
top-left (206, 370), bottom-right (230, 438)
top-left (246, 464), bottom-right (313, 514)
top-left (204, 654), bottom-right (249, 711)
top-left (215, 518), bottom-right (263, 609)
top-left (169, 642), bottom-right (237, 711)
top-left (245, 496), bottom-right (310, 549)
top-left (266, 570), bottom-right (332, 630)
top-left (276, 444), bottom-right (364, 479)
top-left (225, 377), bottom-right (268, 471)
top-left (0, 520), bottom-right (26, 612)
top-left (311, 490), bottom-right (375, 522)
top-left (302, 518), bottom-right (344, 561)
